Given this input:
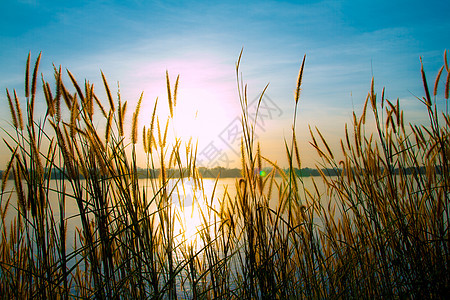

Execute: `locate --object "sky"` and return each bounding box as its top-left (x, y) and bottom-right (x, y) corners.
top-left (1, 0), bottom-right (449, 169)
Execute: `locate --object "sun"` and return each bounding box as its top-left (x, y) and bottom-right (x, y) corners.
top-left (171, 77), bottom-right (239, 145)
top-left (141, 57), bottom-right (240, 142)
top-left (134, 57), bottom-right (242, 168)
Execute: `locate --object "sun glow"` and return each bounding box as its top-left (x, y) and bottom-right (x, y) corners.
top-left (172, 89), bottom-right (233, 144)
top-left (137, 57), bottom-right (240, 150)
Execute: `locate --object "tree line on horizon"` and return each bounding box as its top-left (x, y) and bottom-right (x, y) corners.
top-left (1, 165), bottom-right (441, 180)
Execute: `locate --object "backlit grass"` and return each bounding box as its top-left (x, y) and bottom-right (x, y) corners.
top-left (0, 50), bottom-right (449, 298)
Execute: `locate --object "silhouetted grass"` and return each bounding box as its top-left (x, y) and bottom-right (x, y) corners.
top-left (0, 50), bottom-right (448, 299)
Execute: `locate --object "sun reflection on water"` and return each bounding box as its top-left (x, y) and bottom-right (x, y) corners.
top-left (169, 178), bottom-right (225, 247)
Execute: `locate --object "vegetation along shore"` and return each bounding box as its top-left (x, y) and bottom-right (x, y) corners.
top-left (0, 51), bottom-right (449, 298)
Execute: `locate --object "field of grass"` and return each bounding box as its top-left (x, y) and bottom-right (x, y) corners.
top-left (0, 51), bottom-right (449, 299)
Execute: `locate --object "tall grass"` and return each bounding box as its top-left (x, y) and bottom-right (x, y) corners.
top-left (0, 50), bottom-right (449, 299)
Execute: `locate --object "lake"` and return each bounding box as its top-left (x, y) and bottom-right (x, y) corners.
top-left (0, 175), bottom-right (338, 297)
top-left (1, 176), bottom-right (330, 244)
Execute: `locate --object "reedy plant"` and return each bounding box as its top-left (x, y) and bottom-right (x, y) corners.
top-left (0, 52), bottom-right (200, 299)
top-left (0, 50), bottom-right (449, 299)
top-left (306, 52), bottom-right (450, 298)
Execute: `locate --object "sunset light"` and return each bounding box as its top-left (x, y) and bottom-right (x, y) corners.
top-left (1, 0), bottom-right (449, 298)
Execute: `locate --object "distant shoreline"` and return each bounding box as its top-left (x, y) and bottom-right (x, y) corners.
top-left (1, 166), bottom-right (439, 180)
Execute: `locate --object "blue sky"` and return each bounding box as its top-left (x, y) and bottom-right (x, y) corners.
top-left (1, 0), bottom-right (449, 168)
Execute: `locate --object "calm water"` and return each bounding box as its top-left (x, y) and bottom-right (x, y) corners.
top-left (0, 176), bottom-right (331, 297)
top-left (0, 176), bottom-right (328, 234)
